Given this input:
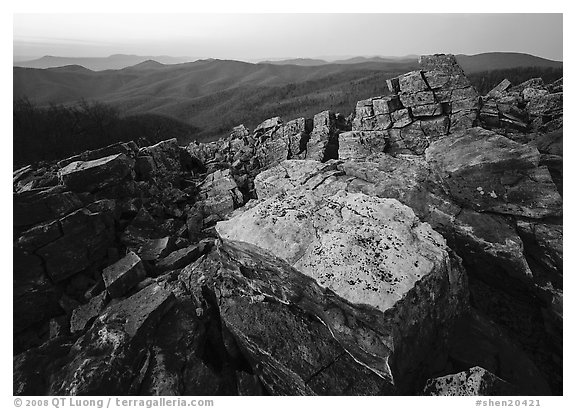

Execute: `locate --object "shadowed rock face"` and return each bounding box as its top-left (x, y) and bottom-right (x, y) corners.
top-left (194, 239), bottom-right (464, 394)
top-left (13, 53), bottom-right (562, 396)
top-left (426, 127), bottom-right (562, 218)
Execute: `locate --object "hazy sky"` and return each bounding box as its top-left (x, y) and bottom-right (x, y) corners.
top-left (13, 13), bottom-right (563, 61)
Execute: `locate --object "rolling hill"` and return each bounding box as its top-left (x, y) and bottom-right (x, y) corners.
top-left (13, 52), bottom-right (562, 144)
top-left (14, 59), bottom-right (419, 141)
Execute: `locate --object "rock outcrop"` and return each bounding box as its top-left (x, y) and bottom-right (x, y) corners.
top-left (348, 54), bottom-right (480, 156)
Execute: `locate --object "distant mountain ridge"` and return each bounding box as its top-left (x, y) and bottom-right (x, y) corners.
top-left (454, 52), bottom-right (562, 73)
top-left (14, 52), bottom-right (562, 73)
top-left (258, 52), bottom-right (562, 73)
top-left (13, 54), bottom-right (195, 71)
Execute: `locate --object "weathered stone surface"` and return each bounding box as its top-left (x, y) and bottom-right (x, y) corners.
top-left (397, 121), bottom-right (429, 154)
top-left (197, 169), bottom-right (244, 217)
top-left (256, 120), bottom-right (301, 167)
top-left (216, 189), bottom-right (467, 390)
top-left (14, 186), bottom-right (83, 227)
top-left (36, 208), bottom-right (115, 282)
top-left (449, 109), bottom-right (478, 131)
top-left (391, 108), bottom-right (413, 128)
top-left (14, 337), bottom-right (75, 395)
top-left (13, 247), bottom-right (62, 334)
top-left (256, 134), bottom-right (289, 168)
top-left (236, 371), bottom-right (265, 396)
top-left (419, 54), bottom-right (466, 76)
top-left (70, 291), bottom-right (109, 333)
top-left (134, 156), bottom-right (155, 180)
top-left (423, 366), bottom-right (515, 396)
top-left (398, 71), bottom-right (429, 93)
top-left (448, 209), bottom-right (533, 282)
top-left (338, 131), bottom-right (387, 160)
top-left (138, 138), bottom-right (182, 183)
top-left (254, 160), bottom-right (344, 199)
top-left (120, 207), bottom-right (166, 251)
top-left (58, 153), bottom-right (134, 193)
top-left (16, 219), bottom-right (62, 253)
top-left (426, 127), bottom-right (562, 218)
top-left (102, 251), bottom-right (147, 298)
top-left (420, 116), bottom-right (450, 137)
top-left (231, 124), bottom-right (250, 139)
top-left (422, 70), bottom-right (471, 90)
top-left (306, 111), bottom-right (339, 162)
top-left (399, 90), bottom-right (435, 107)
top-left (257, 157), bottom-right (537, 296)
top-left (50, 284), bottom-right (175, 395)
top-left (526, 92), bottom-right (563, 118)
top-left (255, 116), bottom-right (282, 135)
top-left (411, 103), bottom-right (443, 117)
top-left (217, 190), bottom-right (462, 313)
top-left (523, 87), bottom-right (548, 101)
top-left (372, 96), bottom-right (402, 114)
top-left (546, 77), bottom-right (563, 94)
top-left (134, 267), bottom-right (229, 396)
top-left (487, 79), bottom-right (512, 97)
top-left (57, 141), bottom-right (137, 168)
top-left (451, 96), bottom-right (481, 113)
top-left (156, 241), bottom-right (212, 273)
top-left (137, 237), bottom-right (174, 261)
top-left (220, 294), bottom-right (390, 395)
top-left (516, 221), bottom-right (562, 278)
top-left (195, 238), bottom-right (464, 394)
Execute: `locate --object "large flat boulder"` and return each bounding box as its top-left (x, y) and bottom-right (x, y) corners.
top-left (216, 189), bottom-right (467, 390)
top-left (217, 190), bottom-right (458, 313)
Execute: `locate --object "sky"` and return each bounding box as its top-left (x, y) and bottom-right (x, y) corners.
top-left (13, 13), bottom-right (563, 62)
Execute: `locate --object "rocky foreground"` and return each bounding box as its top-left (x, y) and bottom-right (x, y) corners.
top-left (13, 55), bottom-right (562, 396)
